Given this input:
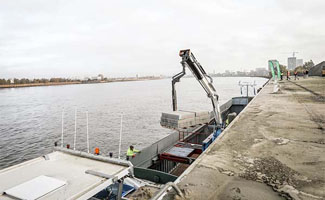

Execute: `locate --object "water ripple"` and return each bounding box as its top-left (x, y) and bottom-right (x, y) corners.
top-left (0, 77), bottom-right (267, 169)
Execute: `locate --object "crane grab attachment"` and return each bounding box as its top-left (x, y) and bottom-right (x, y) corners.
top-left (172, 49), bottom-right (222, 126)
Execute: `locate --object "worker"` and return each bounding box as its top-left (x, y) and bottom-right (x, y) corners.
top-left (286, 71), bottom-right (290, 80)
top-left (294, 71), bottom-right (298, 80)
top-left (280, 72), bottom-right (283, 81)
top-left (126, 145), bottom-right (141, 160)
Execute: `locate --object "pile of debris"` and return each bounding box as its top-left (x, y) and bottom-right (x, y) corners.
top-left (239, 156), bottom-right (310, 199)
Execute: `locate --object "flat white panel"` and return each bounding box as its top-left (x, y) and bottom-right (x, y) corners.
top-left (0, 151), bottom-right (127, 199)
top-left (5, 175), bottom-right (66, 200)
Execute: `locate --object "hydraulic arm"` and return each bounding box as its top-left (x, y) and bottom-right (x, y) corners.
top-left (172, 49), bottom-right (222, 126)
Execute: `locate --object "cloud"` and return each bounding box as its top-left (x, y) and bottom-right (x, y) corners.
top-left (0, 0), bottom-right (324, 78)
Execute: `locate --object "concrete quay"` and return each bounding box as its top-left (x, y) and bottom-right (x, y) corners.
top-left (174, 77), bottom-right (325, 200)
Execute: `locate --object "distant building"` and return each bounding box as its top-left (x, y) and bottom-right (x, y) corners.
top-left (92, 76), bottom-right (99, 81)
top-left (10, 79), bottom-right (14, 84)
top-left (288, 57), bottom-right (296, 70)
top-left (296, 59), bottom-right (303, 67)
top-left (98, 74), bottom-right (104, 81)
top-left (288, 57), bottom-right (303, 70)
top-left (236, 71), bottom-right (246, 76)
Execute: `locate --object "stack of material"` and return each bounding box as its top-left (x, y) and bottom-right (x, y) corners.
top-left (160, 110), bottom-right (210, 129)
top-left (190, 110), bottom-right (210, 125)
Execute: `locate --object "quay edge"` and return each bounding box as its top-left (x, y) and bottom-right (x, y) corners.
top-left (172, 77), bottom-right (325, 200)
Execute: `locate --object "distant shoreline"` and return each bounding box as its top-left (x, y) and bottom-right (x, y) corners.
top-left (0, 77), bottom-right (162, 89)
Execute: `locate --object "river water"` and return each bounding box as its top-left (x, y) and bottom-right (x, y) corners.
top-left (0, 77), bottom-right (267, 169)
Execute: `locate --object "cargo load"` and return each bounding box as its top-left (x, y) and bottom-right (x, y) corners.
top-left (160, 110), bottom-right (211, 129)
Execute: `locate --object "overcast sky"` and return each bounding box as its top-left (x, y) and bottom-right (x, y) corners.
top-left (0, 0), bottom-right (324, 78)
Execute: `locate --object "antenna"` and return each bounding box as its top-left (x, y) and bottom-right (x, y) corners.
top-left (86, 111), bottom-right (89, 153)
top-left (61, 109), bottom-right (64, 147)
top-left (239, 81), bottom-right (257, 97)
top-left (73, 107), bottom-right (77, 150)
top-left (118, 113), bottom-right (123, 159)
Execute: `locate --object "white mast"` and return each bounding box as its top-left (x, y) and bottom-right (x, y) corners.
top-left (73, 107), bottom-right (77, 150)
top-left (118, 113), bottom-right (123, 159)
top-left (86, 111), bottom-right (89, 153)
top-left (61, 109), bottom-right (64, 147)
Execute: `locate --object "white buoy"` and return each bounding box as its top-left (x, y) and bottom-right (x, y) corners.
top-left (118, 113), bottom-right (123, 159)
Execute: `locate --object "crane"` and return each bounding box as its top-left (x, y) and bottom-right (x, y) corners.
top-left (280, 51), bottom-right (299, 57)
top-left (281, 51), bottom-right (299, 57)
top-left (172, 49), bottom-right (222, 126)
top-left (292, 51), bottom-right (299, 57)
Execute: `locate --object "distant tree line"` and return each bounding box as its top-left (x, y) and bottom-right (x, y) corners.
top-left (0, 78), bottom-right (80, 85)
top-left (295, 60), bottom-right (315, 72)
top-left (277, 60), bottom-right (315, 74)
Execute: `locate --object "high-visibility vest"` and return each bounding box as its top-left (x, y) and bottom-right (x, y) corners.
top-left (126, 148), bottom-right (140, 157)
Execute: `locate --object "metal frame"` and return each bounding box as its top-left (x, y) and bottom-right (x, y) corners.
top-left (159, 143), bottom-right (202, 165)
top-left (268, 60), bottom-right (281, 81)
top-left (150, 182), bottom-right (184, 200)
top-left (172, 65), bottom-right (186, 111)
top-left (160, 153), bottom-right (195, 164)
top-left (172, 49), bottom-right (222, 126)
top-left (75, 168), bottom-right (130, 200)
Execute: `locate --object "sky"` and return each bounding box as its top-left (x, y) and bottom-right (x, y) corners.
top-left (0, 0), bottom-right (324, 78)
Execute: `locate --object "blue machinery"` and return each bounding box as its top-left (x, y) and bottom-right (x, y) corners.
top-left (202, 128), bottom-right (222, 151)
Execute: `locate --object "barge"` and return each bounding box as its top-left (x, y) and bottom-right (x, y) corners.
top-left (129, 96), bottom-right (253, 185)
